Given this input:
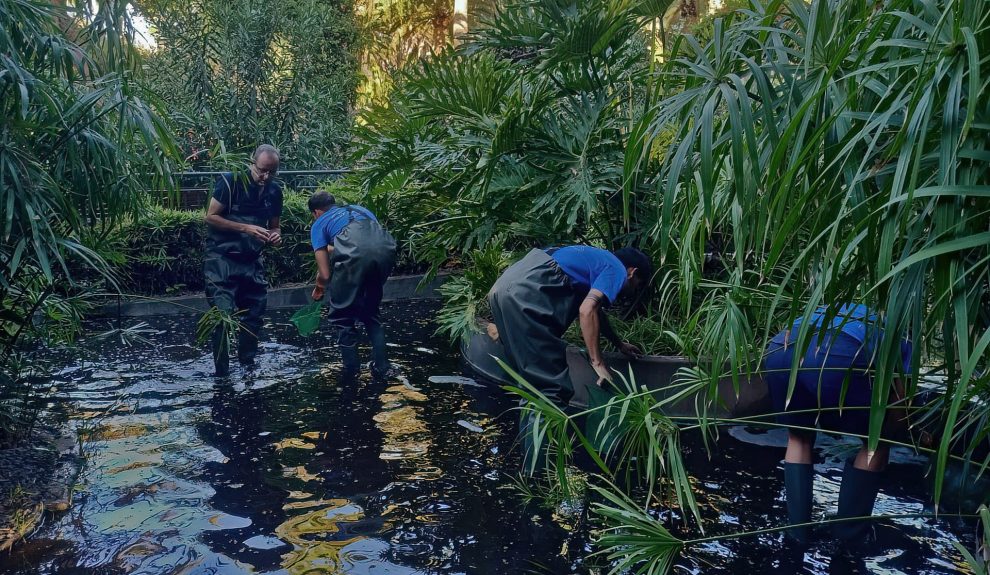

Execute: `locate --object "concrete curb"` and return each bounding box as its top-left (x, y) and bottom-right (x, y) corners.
top-left (462, 321), bottom-right (771, 418)
top-left (92, 273), bottom-right (448, 317)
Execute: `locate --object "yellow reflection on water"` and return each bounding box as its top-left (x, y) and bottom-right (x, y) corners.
top-left (274, 437), bottom-right (317, 451)
top-left (276, 499), bottom-right (365, 575)
top-left (282, 465), bottom-right (321, 483)
top-left (374, 385), bottom-right (434, 470)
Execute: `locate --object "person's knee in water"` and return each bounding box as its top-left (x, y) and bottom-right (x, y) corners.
top-left (308, 191), bottom-right (397, 378)
top-left (203, 144), bottom-right (283, 376)
top-left (486, 244), bottom-right (653, 473)
top-left (764, 303), bottom-right (914, 546)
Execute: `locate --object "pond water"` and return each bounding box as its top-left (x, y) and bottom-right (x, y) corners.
top-left (0, 301), bottom-right (977, 574)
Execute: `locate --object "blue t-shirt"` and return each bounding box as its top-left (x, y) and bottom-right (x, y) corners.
top-left (212, 172), bottom-right (283, 221)
top-left (547, 246), bottom-right (627, 304)
top-left (773, 303), bottom-right (912, 372)
top-left (311, 205), bottom-right (377, 250)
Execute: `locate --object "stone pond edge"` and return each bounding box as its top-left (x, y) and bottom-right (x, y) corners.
top-left (91, 273), bottom-right (449, 317)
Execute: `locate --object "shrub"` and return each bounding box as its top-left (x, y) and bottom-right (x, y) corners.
top-left (114, 191), bottom-right (316, 296)
top-left (435, 246), bottom-right (516, 343)
top-left (112, 186), bottom-right (427, 296)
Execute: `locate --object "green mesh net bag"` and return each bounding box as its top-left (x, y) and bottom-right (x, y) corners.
top-left (290, 301), bottom-right (323, 336)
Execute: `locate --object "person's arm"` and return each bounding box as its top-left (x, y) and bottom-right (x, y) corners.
top-left (311, 247), bottom-right (333, 301)
top-left (599, 309), bottom-right (643, 358)
top-left (205, 198), bottom-right (270, 243)
top-left (579, 289), bottom-right (612, 384)
top-left (598, 308), bottom-right (622, 348)
top-left (268, 187), bottom-right (283, 245)
top-left (267, 216), bottom-right (282, 246)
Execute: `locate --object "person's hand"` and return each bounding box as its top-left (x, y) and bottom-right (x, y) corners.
top-left (268, 230), bottom-right (282, 245)
top-left (591, 360), bottom-right (612, 386)
top-left (242, 224), bottom-right (271, 243)
top-left (618, 341), bottom-right (642, 358)
top-left (311, 286), bottom-right (325, 302)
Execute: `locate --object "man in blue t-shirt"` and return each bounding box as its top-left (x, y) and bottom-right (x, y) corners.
top-left (203, 144), bottom-right (283, 376)
top-left (763, 303), bottom-right (913, 545)
top-left (308, 192), bottom-right (396, 377)
top-left (487, 245), bottom-right (653, 406)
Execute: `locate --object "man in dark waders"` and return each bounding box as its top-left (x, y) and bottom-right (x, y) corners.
top-left (308, 192), bottom-right (396, 377)
top-left (204, 145), bottom-right (283, 376)
top-left (487, 245), bottom-right (652, 470)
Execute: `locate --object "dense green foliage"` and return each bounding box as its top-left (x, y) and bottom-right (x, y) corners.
top-left (138, 0), bottom-right (360, 167)
top-left (113, 191), bottom-right (312, 295)
top-left (352, 0), bottom-right (664, 270)
top-left (0, 0), bottom-right (178, 444)
top-left (355, 0), bottom-right (501, 107)
top-left (355, 0), bottom-right (990, 569)
top-left (638, 0), bottom-right (990, 499)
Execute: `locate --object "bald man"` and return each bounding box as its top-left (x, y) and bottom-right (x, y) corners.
top-left (203, 144), bottom-right (283, 376)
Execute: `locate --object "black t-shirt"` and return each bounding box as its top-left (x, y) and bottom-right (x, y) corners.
top-left (212, 172), bottom-right (283, 222)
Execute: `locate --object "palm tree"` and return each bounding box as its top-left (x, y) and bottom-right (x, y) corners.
top-left (0, 0), bottom-right (178, 443)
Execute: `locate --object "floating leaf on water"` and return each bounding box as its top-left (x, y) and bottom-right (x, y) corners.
top-left (457, 420), bottom-right (484, 433)
top-left (428, 375), bottom-right (484, 388)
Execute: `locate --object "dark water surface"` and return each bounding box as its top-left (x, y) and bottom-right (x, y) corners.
top-left (0, 301), bottom-right (976, 574)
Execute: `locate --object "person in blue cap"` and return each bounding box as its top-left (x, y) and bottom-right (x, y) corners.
top-left (308, 192), bottom-right (396, 377)
top-left (764, 303), bottom-right (912, 545)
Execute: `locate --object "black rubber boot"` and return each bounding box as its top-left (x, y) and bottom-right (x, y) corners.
top-left (367, 319), bottom-right (390, 378)
top-left (337, 325), bottom-right (361, 374)
top-left (784, 462), bottom-right (814, 546)
top-left (211, 325), bottom-right (230, 377)
top-left (237, 327), bottom-right (259, 367)
top-left (833, 459), bottom-right (881, 542)
top-left (340, 344), bottom-right (360, 374)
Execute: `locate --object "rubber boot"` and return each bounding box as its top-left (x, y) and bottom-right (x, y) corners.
top-left (784, 462), bottom-right (814, 546)
top-left (833, 459), bottom-right (881, 542)
top-left (337, 325), bottom-right (361, 375)
top-left (340, 344), bottom-right (360, 375)
top-left (238, 327), bottom-right (259, 367)
top-left (367, 320), bottom-right (390, 378)
top-left (211, 325), bottom-right (230, 377)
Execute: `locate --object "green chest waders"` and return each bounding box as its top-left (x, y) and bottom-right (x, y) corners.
top-left (487, 248), bottom-right (585, 406)
top-left (326, 209), bottom-right (397, 376)
top-left (204, 196), bottom-right (272, 375)
top-left (488, 248), bottom-right (585, 473)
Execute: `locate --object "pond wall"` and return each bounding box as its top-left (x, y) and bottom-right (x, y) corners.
top-left (92, 273), bottom-right (448, 317)
top-left (462, 325), bottom-right (771, 418)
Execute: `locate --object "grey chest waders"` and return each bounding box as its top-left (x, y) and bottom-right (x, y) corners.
top-left (204, 181), bottom-right (274, 375)
top-left (327, 207), bottom-right (397, 377)
top-left (487, 248), bottom-right (586, 406)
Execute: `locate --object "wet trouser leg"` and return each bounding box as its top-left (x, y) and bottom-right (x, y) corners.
top-left (205, 255), bottom-right (237, 376)
top-left (334, 316), bottom-right (361, 373)
top-left (361, 265), bottom-right (389, 377)
top-left (235, 261), bottom-right (268, 365)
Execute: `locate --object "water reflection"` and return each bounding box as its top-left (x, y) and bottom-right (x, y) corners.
top-left (0, 301), bottom-right (977, 575)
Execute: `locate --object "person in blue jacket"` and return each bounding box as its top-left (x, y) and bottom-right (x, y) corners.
top-left (308, 192), bottom-right (396, 377)
top-left (487, 245), bottom-right (652, 407)
top-left (764, 303), bottom-right (912, 545)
